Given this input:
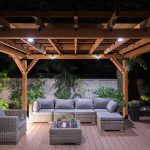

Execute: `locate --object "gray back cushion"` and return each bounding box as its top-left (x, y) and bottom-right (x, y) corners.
top-left (55, 99), bottom-right (74, 109)
top-left (93, 98), bottom-right (111, 109)
top-left (39, 99), bottom-right (55, 109)
top-left (0, 108), bottom-right (6, 117)
top-left (75, 99), bottom-right (93, 109)
top-left (106, 100), bottom-right (118, 113)
top-left (33, 101), bottom-right (41, 112)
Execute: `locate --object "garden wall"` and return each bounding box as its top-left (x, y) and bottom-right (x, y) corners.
top-left (0, 78), bottom-right (117, 101)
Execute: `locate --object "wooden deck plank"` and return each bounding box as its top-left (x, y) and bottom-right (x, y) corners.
top-left (0, 120), bottom-right (150, 150)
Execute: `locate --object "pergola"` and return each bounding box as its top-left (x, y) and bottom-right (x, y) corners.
top-left (0, 10), bottom-right (150, 118)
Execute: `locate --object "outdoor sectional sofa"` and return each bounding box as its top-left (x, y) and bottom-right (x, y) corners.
top-left (29, 98), bottom-right (124, 131)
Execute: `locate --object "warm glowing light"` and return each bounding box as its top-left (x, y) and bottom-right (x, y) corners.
top-left (51, 54), bottom-right (55, 59)
top-left (27, 38), bottom-right (34, 43)
top-left (117, 38), bottom-right (123, 42)
top-left (96, 54), bottom-right (100, 59)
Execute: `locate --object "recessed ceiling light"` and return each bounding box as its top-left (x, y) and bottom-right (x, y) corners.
top-left (27, 38), bottom-right (34, 43)
top-left (117, 38), bottom-right (123, 42)
top-left (51, 54), bottom-right (55, 59)
top-left (96, 54), bottom-right (100, 59)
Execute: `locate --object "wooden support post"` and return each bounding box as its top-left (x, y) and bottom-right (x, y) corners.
top-left (111, 58), bottom-right (128, 118)
top-left (122, 61), bottom-right (128, 118)
top-left (22, 59), bottom-right (27, 110)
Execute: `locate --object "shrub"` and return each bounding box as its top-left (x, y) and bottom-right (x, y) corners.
top-left (94, 87), bottom-right (125, 111)
top-left (0, 99), bottom-right (9, 110)
top-left (54, 87), bottom-right (71, 99)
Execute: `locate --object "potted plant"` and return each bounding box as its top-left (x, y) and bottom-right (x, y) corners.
top-left (140, 95), bottom-right (150, 116)
top-left (129, 100), bottom-right (140, 121)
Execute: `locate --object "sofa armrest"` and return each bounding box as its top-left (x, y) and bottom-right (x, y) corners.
top-left (4, 109), bottom-right (27, 119)
top-left (0, 116), bottom-right (19, 132)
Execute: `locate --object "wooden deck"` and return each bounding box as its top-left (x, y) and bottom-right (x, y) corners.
top-left (0, 120), bottom-right (150, 150)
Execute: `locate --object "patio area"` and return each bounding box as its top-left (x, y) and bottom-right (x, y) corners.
top-left (0, 120), bottom-right (150, 150)
top-left (0, 0), bottom-right (150, 149)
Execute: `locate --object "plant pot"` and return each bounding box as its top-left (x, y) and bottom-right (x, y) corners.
top-left (129, 107), bottom-right (140, 121)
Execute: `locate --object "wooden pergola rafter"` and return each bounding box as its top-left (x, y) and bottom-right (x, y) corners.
top-left (0, 11), bottom-right (150, 118)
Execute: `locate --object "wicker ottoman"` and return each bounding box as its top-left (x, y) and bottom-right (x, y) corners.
top-left (97, 112), bottom-right (124, 131)
top-left (50, 121), bottom-right (82, 145)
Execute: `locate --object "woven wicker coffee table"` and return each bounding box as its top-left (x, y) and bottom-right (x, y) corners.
top-left (49, 120), bottom-right (82, 145)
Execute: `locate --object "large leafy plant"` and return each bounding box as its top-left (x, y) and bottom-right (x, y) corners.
top-left (94, 87), bottom-right (125, 110)
top-left (54, 87), bottom-right (71, 99)
top-left (124, 57), bottom-right (147, 70)
top-left (50, 61), bottom-right (78, 99)
top-left (10, 79), bottom-right (45, 108)
top-left (0, 99), bottom-right (9, 110)
top-left (0, 72), bottom-right (9, 93)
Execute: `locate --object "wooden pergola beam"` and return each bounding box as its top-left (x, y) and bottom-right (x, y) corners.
top-left (0, 17), bottom-right (10, 28)
top-left (122, 61), bottom-right (128, 118)
top-left (12, 55), bottom-right (26, 74)
top-left (140, 16), bottom-right (150, 28)
top-left (25, 54), bottom-right (122, 59)
top-left (125, 43), bottom-right (150, 58)
top-left (119, 39), bottom-right (150, 54)
top-left (48, 39), bottom-right (61, 55)
top-left (74, 38), bottom-right (77, 54)
top-left (0, 11), bottom-right (149, 18)
top-left (33, 16), bottom-right (45, 28)
top-left (21, 59), bottom-right (27, 110)
top-left (21, 39), bottom-right (46, 54)
top-left (104, 19), bottom-right (149, 54)
top-left (26, 59), bottom-right (38, 73)
top-left (0, 28), bottom-right (150, 39)
top-left (89, 38), bottom-right (103, 54)
top-left (104, 38), bottom-right (129, 54)
top-left (0, 39), bottom-right (29, 54)
top-left (74, 16), bottom-right (78, 31)
top-left (107, 11), bottom-right (118, 29)
top-left (0, 44), bottom-right (25, 58)
top-left (110, 58), bottom-right (125, 73)
top-left (111, 58), bottom-right (128, 117)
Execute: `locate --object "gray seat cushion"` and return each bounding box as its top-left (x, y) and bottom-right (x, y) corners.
top-left (75, 109), bottom-right (95, 115)
top-left (75, 99), bottom-right (93, 109)
top-left (106, 100), bottom-right (118, 113)
top-left (55, 99), bottom-right (74, 109)
top-left (0, 108), bottom-right (6, 117)
top-left (39, 99), bottom-right (55, 109)
top-left (94, 109), bottom-right (108, 112)
top-left (33, 109), bottom-right (54, 115)
top-left (17, 119), bottom-right (26, 129)
top-left (93, 98), bottom-right (111, 109)
top-left (33, 101), bottom-right (41, 112)
top-left (54, 109), bottom-right (75, 113)
top-left (39, 109), bottom-right (54, 113)
top-left (97, 112), bottom-right (123, 121)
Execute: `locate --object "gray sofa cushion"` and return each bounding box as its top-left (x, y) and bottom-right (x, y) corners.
top-left (93, 98), bottom-right (110, 109)
top-left (106, 100), bottom-right (118, 112)
top-left (39, 109), bottom-right (54, 113)
top-left (75, 99), bottom-right (93, 109)
top-left (55, 99), bottom-right (74, 109)
top-left (75, 109), bottom-right (95, 115)
top-left (39, 99), bottom-right (55, 109)
top-left (0, 108), bottom-right (6, 117)
top-left (33, 109), bottom-right (54, 115)
top-left (97, 112), bottom-right (123, 121)
top-left (54, 109), bottom-right (75, 114)
top-left (94, 109), bottom-right (108, 112)
top-left (33, 101), bottom-right (41, 112)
